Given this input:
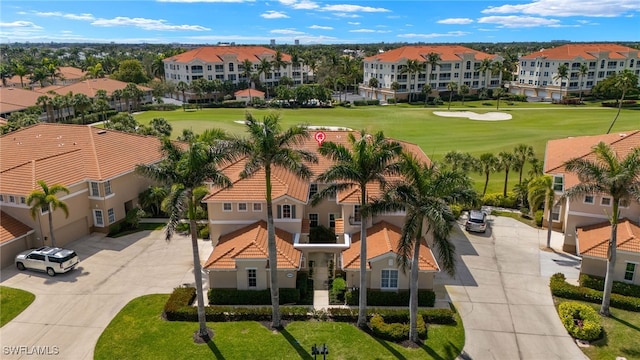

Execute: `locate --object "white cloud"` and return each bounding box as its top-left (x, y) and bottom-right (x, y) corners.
top-left (92, 17), bottom-right (210, 31)
top-left (270, 28), bottom-right (306, 35)
top-left (405, 23), bottom-right (413, 27)
top-left (261, 10), bottom-right (290, 19)
top-left (349, 28), bottom-right (391, 33)
top-left (31, 11), bottom-right (96, 21)
top-left (0, 21), bottom-right (42, 29)
top-left (347, 21), bottom-right (360, 25)
top-left (333, 13), bottom-right (360, 18)
top-left (308, 25), bottom-right (333, 30)
top-left (397, 31), bottom-right (470, 39)
top-left (437, 18), bottom-right (474, 25)
top-left (482, 0), bottom-right (640, 17)
top-left (322, 4), bottom-right (391, 12)
top-left (279, 0), bottom-right (319, 9)
top-left (477, 16), bottom-right (561, 28)
top-left (157, 0), bottom-right (254, 2)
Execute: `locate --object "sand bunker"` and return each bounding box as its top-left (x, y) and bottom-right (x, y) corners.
top-left (433, 111), bottom-right (512, 121)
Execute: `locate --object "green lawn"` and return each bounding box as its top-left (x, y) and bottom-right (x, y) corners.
top-left (0, 286), bottom-right (35, 327)
top-left (133, 101), bottom-right (638, 193)
top-left (554, 299), bottom-right (640, 360)
top-left (95, 294), bottom-right (465, 360)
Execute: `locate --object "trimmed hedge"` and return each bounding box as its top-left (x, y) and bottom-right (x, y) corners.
top-left (325, 307), bottom-right (456, 324)
top-left (481, 192), bottom-right (517, 208)
top-left (353, 99), bottom-right (380, 106)
top-left (345, 289), bottom-right (436, 307)
top-left (550, 273), bottom-right (640, 312)
top-left (579, 273), bottom-right (640, 298)
top-left (558, 301), bottom-right (602, 341)
top-left (164, 287), bottom-right (197, 321)
top-left (209, 288), bottom-right (300, 305)
top-left (369, 314), bottom-right (427, 342)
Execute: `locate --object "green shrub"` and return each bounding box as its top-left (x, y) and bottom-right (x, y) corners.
top-left (579, 273), bottom-right (640, 298)
top-left (107, 223), bottom-right (121, 237)
top-left (450, 204), bottom-right (462, 219)
top-left (208, 288), bottom-right (300, 305)
top-left (327, 307), bottom-right (357, 322)
top-left (164, 287), bottom-right (197, 321)
top-left (331, 277), bottom-right (347, 303)
top-left (221, 100), bottom-right (247, 108)
top-left (420, 308), bottom-right (457, 324)
top-left (387, 98), bottom-right (396, 104)
top-left (481, 192), bottom-right (517, 208)
top-left (558, 302), bottom-right (602, 341)
top-left (125, 208), bottom-right (146, 229)
top-left (550, 273), bottom-right (640, 312)
top-left (369, 314), bottom-right (427, 342)
top-left (345, 289), bottom-right (435, 307)
top-left (535, 210), bottom-right (544, 227)
top-left (367, 99), bottom-right (380, 105)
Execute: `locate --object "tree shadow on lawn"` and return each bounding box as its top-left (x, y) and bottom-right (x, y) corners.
top-left (610, 314), bottom-right (640, 332)
top-left (280, 328), bottom-right (313, 360)
top-left (419, 340), bottom-right (461, 360)
top-left (205, 339), bottom-right (226, 360)
top-left (370, 335), bottom-right (408, 360)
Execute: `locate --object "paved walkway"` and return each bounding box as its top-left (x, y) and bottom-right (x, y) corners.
top-left (435, 215), bottom-right (586, 360)
top-left (313, 290), bottom-right (329, 310)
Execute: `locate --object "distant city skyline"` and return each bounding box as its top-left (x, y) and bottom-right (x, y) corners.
top-left (1, 0), bottom-right (639, 45)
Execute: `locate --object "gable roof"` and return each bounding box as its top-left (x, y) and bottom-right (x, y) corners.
top-left (0, 123), bottom-right (166, 194)
top-left (0, 211), bottom-right (33, 244)
top-left (544, 130), bottom-right (640, 188)
top-left (365, 45), bottom-right (498, 63)
top-left (235, 89), bottom-right (265, 97)
top-left (0, 87), bottom-right (45, 114)
top-left (164, 46), bottom-right (291, 63)
top-left (58, 66), bottom-right (86, 80)
top-left (36, 78), bottom-right (151, 98)
top-left (342, 221), bottom-right (439, 272)
top-left (521, 44), bottom-right (639, 60)
top-left (203, 220), bottom-right (301, 270)
top-left (577, 219), bottom-right (640, 258)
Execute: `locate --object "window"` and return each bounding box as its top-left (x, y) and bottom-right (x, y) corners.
top-left (108, 208), bottom-right (115, 224)
top-left (238, 203), bottom-right (247, 212)
top-left (552, 175), bottom-right (564, 192)
top-left (601, 197), bottom-right (611, 206)
top-left (277, 204), bottom-right (296, 219)
top-left (0, 195), bottom-right (3, 202)
top-left (41, 204), bottom-right (50, 214)
top-left (90, 182), bottom-right (100, 197)
top-left (624, 263), bottom-right (636, 281)
top-left (381, 269), bottom-right (398, 289)
top-left (20, 196), bottom-right (25, 204)
top-left (309, 213), bottom-right (318, 228)
top-left (353, 205), bottom-right (362, 223)
top-left (329, 214), bottom-right (336, 228)
top-left (583, 195), bottom-right (594, 204)
top-left (253, 203), bottom-right (262, 212)
top-left (105, 180), bottom-right (112, 195)
top-left (228, 63), bottom-right (234, 72)
top-left (619, 199), bottom-right (629, 208)
top-left (223, 203), bottom-right (232, 212)
top-left (94, 209), bottom-right (104, 226)
top-left (308, 184), bottom-right (318, 199)
top-left (551, 205), bottom-right (561, 221)
top-left (9, 195), bottom-right (15, 203)
top-left (247, 269), bottom-right (257, 287)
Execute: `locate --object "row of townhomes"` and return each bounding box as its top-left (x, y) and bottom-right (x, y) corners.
top-left (544, 131), bottom-right (640, 286)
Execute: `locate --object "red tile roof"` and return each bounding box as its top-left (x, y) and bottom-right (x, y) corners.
top-left (0, 211), bottom-right (33, 244)
top-left (1, 123), bottom-right (166, 194)
top-left (165, 46), bottom-right (291, 63)
top-left (577, 219), bottom-right (640, 258)
top-left (203, 220), bottom-right (301, 270)
top-left (235, 89), bottom-right (265, 97)
top-left (365, 45), bottom-right (497, 62)
top-left (342, 221), bottom-right (439, 271)
top-left (36, 78), bottom-right (151, 97)
top-left (521, 44), bottom-right (639, 60)
top-left (0, 87), bottom-right (46, 114)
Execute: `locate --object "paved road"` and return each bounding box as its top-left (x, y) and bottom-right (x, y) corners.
top-left (0, 230), bottom-right (211, 360)
top-left (435, 215), bottom-right (586, 360)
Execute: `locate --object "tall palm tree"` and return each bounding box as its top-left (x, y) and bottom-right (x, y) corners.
top-left (138, 186), bottom-right (168, 217)
top-left (12, 61), bottom-right (29, 88)
top-left (257, 58), bottom-right (273, 99)
top-left (478, 58), bottom-right (492, 88)
top-left (272, 50), bottom-right (290, 86)
top-left (442, 150), bottom-right (474, 173)
top-left (554, 63), bottom-right (569, 102)
top-left (513, 144), bottom-right (535, 185)
top-left (474, 153), bottom-right (499, 196)
top-left (498, 151), bottom-right (515, 197)
top-left (578, 63), bottom-right (589, 103)
top-left (313, 130), bottom-right (402, 328)
top-left (425, 52), bottom-right (441, 91)
top-left (421, 84), bottom-right (432, 107)
top-left (72, 93), bottom-right (92, 124)
top-left (136, 138), bottom-right (235, 341)
top-left (36, 95), bottom-right (53, 123)
top-left (446, 81), bottom-right (457, 110)
top-left (240, 59), bottom-right (254, 103)
top-left (27, 180), bottom-right (70, 248)
top-left (459, 84), bottom-right (470, 106)
top-left (494, 87), bottom-right (506, 110)
top-left (606, 69), bottom-right (638, 134)
top-left (390, 81), bottom-right (400, 105)
top-left (563, 142), bottom-right (640, 316)
top-left (234, 113), bottom-right (317, 328)
top-left (111, 89), bottom-right (123, 112)
top-left (176, 81), bottom-right (189, 103)
top-left (368, 77), bottom-right (379, 100)
top-left (401, 59), bottom-right (421, 103)
top-left (528, 175), bottom-right (555, 249)
top-left (372, 153), bottom-right (473, 342)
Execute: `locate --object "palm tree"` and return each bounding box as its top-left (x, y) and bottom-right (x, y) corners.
top-left (528, 175), bottom-right (555, 249)
top-left (27, 180), bottom-right (70, 248)
top-left (372, 153), bottom-right (473, 342)
top-left (442, 150), bottom-right (474, 173)
top-left (459, 84), bottom-right (470, 106)
top-left (563, 142), bottom-right (640, 316)
top-left (176, 81), bottom-right (189, 103)
top-left (36, 95), bottom-right (53, 123)
top-left (474, 153), bottom-right (499, 196)
top-left (446, 82), bottom-right (457, 110)
top-left (478, 58), bottom-right (492, 88)
top-left (421, 84), bottom-right (432, 107)
top-left (257, 58), bottom-right (273, 99)
top-left (554, 63), bottom-right (569, 102)
top-left (578, 63), bottom-right (588, 103)
top-left (234, 113), bottom-right (317, 328)
top-left (498, 151), bottom-right (515, 197)
top-left (138, 186), bottom-right (168, 217)
top-left (494, 87), bottom-right (506, 110)
top-left (136, 138), bottom-right (235, 341)
top-left (87, 63), bottom-right (105, 79)
top-left (425, 52), bottom-right (441, 90)
top-left (72, 93), bottom-right (92, 124)
top-left (368, 77), bottom-right (379, 100)
top-left (606, 69), bottom-right (638, 134)
top-left (313, 130), bottom-right (402, 328)
top-left (12, 61), bottom-right (29, 88)
top-left (240, 59), bottom-right (254, 104)
top-left (111, 89), bottom-right (123, 112)
top-left (390, 81), bottom-right (400, 105)
top-left (272, 50), bottom-right (290, 86)
top-left (513, 144), bottom-right (535, 185)
top-left (401, 59), bottom-right (421, 103)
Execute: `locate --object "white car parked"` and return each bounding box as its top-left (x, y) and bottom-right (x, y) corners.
top-left (15, 247), bottom-right (80, 276)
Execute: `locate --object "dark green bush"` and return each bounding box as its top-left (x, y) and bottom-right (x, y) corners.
top-left (481, 192), bottom-right (517, 208)
top-left (221, 100), bottom-right (247, 108)
top-left (558, 301), bottom-right (602, 341)
top-left (369, 314), bottom-right (427, 342)
top-left (141, 104), bottom-right (181, 111)
top-left (550, 273), bottom-right (640, 312)
top-left (107, 223), bottom-right (122, 237)
top-left (535, 210), bottom-right (544, 227)
top-left (331, 277), bottom-right (347, 303)
top-left (420, 308), bottom-right (457, 324)
top-left (296, 272), bottom-right (309, 299)
top-left (579, 274), bottom-right (640, 298)
top-left (164, 287), bottom-right (197, 321)
top-left (345, 289), bottom-right (435, 307)
top-left (208, 288), bottom-right (300, 305)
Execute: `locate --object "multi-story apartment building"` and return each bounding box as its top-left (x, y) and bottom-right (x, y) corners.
top-left (163, 46), bottom-right (303, 99)
top-left (510, 43), bottom-right (640, 101)
top-left (359, 45), bottom-right (503, 102)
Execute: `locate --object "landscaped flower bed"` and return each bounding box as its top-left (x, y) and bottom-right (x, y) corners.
top-left (558, 301), bottom-right (602, 341)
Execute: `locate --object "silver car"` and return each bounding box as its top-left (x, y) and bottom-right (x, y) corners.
top-left (15, 247), bottom-right (80, 276)
top-left (465, 210), bottom-right (487, 233)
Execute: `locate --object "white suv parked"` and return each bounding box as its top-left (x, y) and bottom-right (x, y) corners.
top-left (15, 247), bottom-right (80, 276)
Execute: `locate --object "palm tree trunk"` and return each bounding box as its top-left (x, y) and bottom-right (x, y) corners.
top-left (503, 169), bottom-right (509, 197)
top-left (409, 236), bottom-right (420, 342)
top-left (190, 218), bottom-right (210, 338)
top-left (265, 166), bottom-right (281, 328)
top-left (546, 205), bottom-right (553, 248)
top-left (357, 190), bottom-right (368, 329)
top-left (601, 206), bottom-right (619, 316)
top-left (48, 210), bottom-right (57, 247)
top-left (607, 91), bottom-right (626, 134)
top-left (483, 173), bottom-right (489, 196)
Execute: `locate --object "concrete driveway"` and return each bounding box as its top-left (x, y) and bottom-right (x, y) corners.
top-left (435, 215), bottom-right (586, 360)
top-left (0, 230), bottom-right (211, 360)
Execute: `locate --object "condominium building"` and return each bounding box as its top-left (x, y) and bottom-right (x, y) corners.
top-left (360, 45), bottom-right (503, 102)
top-left (510, 43), bottom-right (640, 101)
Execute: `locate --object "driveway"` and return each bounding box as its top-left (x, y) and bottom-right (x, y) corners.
top-left (435, 215), bottom-right (587, 360)
top-left (0, 230), bottom-right (211, 360)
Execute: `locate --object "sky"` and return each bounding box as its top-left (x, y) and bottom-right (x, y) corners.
top-left (0, 0), bottom-right (639, 45)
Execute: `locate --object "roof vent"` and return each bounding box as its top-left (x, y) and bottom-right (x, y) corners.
top-left (97, 130), bottom-right (107, 134)
top-left (620, 133), bottom-right (627, 137)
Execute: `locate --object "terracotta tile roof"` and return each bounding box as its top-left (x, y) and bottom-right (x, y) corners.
top-left (58, 66), bottom-right (86, 80)
top-left (37, 78), bottom-right (151, 97)
top-left (1, 123), bottom-right (166, 194)
top-left (342, 221), bottom-right (439, 272)
top-left (0, 211), bottom-right (33, 244)
top-left (365, 45), bottom-right (498, 63)
top-left (164, 46), bottom-right (292, 63)
top-left (204, 130), bottom-right (430, 204)
top-left (545, 130), bottom-right (640, 188)
top-left (577, 219), bottom-right (640, 258)
top-left (235, 89), bottom-right (265, 97)
top-left (521, 44), bottom-right (639, 60)
top-left (204, 220), bottom-right (301, 270)
top-left (0, 87), bottom-right (45, 114)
